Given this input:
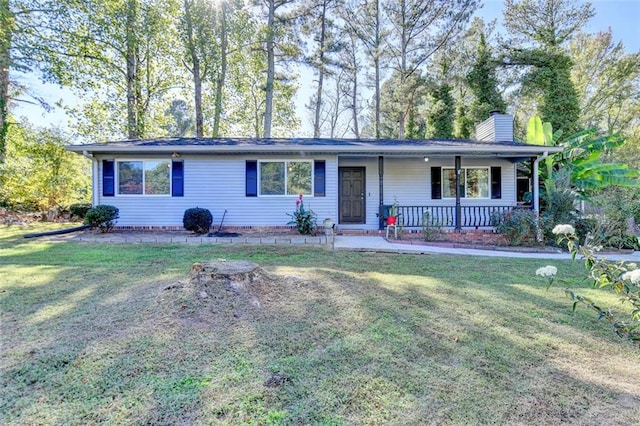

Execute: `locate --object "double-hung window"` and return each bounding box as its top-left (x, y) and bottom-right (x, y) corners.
top-left (442, 167), bottom-right (489, 199)
top-left (259, 160), bottom-right (312, 196)
top-left (117, 160), bottom-right (171, 195)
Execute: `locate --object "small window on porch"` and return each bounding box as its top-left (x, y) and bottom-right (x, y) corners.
top-left (442, 167), bottom-right (490, 199)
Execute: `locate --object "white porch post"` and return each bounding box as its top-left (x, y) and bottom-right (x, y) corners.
top-left (455, 155), bottom-right (461, 230)
top-left (378, 156), bottom-right (384, 230)
top-left (92, 158), bottom-right (99, 206)
top-left (533, 151), bottom-right (548, 213)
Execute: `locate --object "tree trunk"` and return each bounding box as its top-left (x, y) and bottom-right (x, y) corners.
top-left (350, 40), bottom-right (360, 138)
top-left (125, 0), bottom-right (139, 139)
top-left (212, 1), bottom-right (228, 138)
top-left (0, 0), bottom-right (12, 163)
top-left (263, 0), bottom-right (275, 138)
top-left (193, 61), bottom-right (203, 137)
top-left (374, 0), bottom-right (380, 139)
top-left (183, 0), bottom-right (203, 138)
top-left (313, 0), bottom-right (327, 138)
top-left (397, 0), bottom-right (407, 140)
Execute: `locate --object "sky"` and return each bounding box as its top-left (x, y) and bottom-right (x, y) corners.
top-left (13, 0), bottom-right (640, 136)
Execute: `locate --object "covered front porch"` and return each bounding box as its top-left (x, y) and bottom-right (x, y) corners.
top-left (337, 153), bottom-right (543, 232)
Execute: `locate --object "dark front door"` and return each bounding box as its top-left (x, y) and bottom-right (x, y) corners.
top-left (339, 167), bottom-right (366, 224)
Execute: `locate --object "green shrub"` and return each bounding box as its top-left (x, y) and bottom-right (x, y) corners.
top-left (183, 207), bottom-right (213, 234)
top-left (604, 234), bottom-right (640, 251)
top-left (540, 188), bottom-right (579, 242)
top-left (491, 209), bottom-right (539, 246)
top-left (287, 194), bottom-right (316, 235)
top-left (84, 205), bottom-right (119, 233)
top-left (421, 211), bottom-right (442, 242)
top-left (69, 203), bottom-right (92, 219)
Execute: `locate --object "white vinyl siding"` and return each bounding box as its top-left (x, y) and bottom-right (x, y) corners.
top-left (383, 157), bottom-right (516, 207)
top-left (97, 155), bottom-right (337, 227)
top-left (475, 114), bottom-right (514, 142)
top-left (94, 154), bottom-right (516, 229)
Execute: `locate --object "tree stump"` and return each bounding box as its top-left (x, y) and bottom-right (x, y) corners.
top-left (188, 260), bottom-right (269, 304)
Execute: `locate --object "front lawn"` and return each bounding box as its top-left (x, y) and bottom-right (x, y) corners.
top-left (1, 224), bottom-right (639, 424)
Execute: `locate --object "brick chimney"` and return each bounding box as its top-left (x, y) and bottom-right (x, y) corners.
top-left (475, 111), bottom-right (514, 142)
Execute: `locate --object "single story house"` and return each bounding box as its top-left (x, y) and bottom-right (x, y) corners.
top-left (67, 113), bottom-right (562, 234)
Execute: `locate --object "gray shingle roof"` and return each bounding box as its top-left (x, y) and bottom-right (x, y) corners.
top-left (67, 137), bottom-right (562, 157)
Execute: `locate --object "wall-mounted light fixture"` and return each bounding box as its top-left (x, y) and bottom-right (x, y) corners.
top-left (171, 152), bottom-right (180, 158)
top-left (423, 156), bottom-right (429, 162)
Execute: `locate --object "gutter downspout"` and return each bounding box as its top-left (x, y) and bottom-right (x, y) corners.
top-left (533, 151), bottom-right (548, 242)
top-left (83, 150), bottom-right (98, 206)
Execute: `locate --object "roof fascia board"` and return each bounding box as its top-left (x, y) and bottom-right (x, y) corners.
top-left (67, 144), bottom-right (564, 155)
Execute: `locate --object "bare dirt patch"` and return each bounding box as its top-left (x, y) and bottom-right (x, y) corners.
top-left (158, 259), bottom-right (304, 327)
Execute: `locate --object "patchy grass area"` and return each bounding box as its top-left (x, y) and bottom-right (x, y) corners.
top-left (1, 223), bottom-right (639, 425)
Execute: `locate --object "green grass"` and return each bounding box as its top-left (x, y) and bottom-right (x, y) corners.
top-left (1, 223), bottom-right (640, 425)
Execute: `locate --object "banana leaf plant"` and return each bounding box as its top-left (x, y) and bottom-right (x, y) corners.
top-left (526, 116), bottom-right (639, 199)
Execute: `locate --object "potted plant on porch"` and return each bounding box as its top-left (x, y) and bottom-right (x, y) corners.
top-left (387, 201), bottom-right (399, 225)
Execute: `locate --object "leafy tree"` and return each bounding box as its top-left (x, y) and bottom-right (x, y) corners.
top-left (0, 0), bottom-right (12, 162)
top-left (467, 31), bottom-right (506, 126)
top-left (163, 99), bottom-right (194, 137)
top-left (225, 21), bottom-right (299, 138)
top-left (298, 0), bottom-right (343, 138)
top-left (426, 84), bottom-right (455, 139)
top-left (379, 70), bottom-right (426, 138)
top-left (503, 0), bottom-right (594, 48)
top-left (0, 121), bottom-right (90, 211)
top-left (254, 0), bottom-right (299, 138)
top-left (34, 0), bottom-right (181, 140)
top-left (181, 0), bottom-right (217, 137)
top-left (337, 28), bottom-right (364, 138)
top-left (569, 30), bottom-right (640, 168)
top-left (1, 0), bottom-right (64, 162)
top-left (382, 0), bottom-right (479, 139)
top-left (502, 0), bottom-right (594, 137)
top-left (343, 0), bottom-right (385, 138)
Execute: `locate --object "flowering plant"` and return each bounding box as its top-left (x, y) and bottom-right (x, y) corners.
top-left (287, 194), bottom-right (317, 235)
top-left (537, 223), bottom-right (640, 346)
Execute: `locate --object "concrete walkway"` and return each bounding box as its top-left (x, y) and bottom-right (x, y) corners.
top-left (63, 230), bottom-right (640, 262)
top-left (334, 235), bottom-right (640, 262)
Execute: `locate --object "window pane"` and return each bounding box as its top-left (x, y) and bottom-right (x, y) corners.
top-left (260, 162), bottom-right (285, 195)
top-left (466, 168), bottom-right (489, 198)
top-left (442, 169), bottom-right (457, 198)
top-left (118, 161), bottom-right (143, 194)
top-left (145, 161), bottom-right (170, 195)
top-left (287, 161), bottom-right (312, 195)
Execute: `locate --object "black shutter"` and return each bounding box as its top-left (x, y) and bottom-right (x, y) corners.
top-left (246, 160), bottom-right (257, 197)
top-left (491, 166), bottom-right (502, 199)
top-left (314, 160), bottom-right (326, 197)
top-left (103, 159), bottom-right (115, 197)
top-left (172, 160), bottom-right (184, 197)
top-left (431, 166), bottom-right (441, 199)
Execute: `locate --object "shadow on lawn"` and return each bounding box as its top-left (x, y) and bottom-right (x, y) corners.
top-left (1, 241), bottom-right (639, 424)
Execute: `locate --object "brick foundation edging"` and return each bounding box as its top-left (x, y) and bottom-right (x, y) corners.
top-left (110, 226), bottom-right (514, 245)
top-left (74, 234), bottom-right (333, 246)
top-left (388, 229), bottom-right (510, 246)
